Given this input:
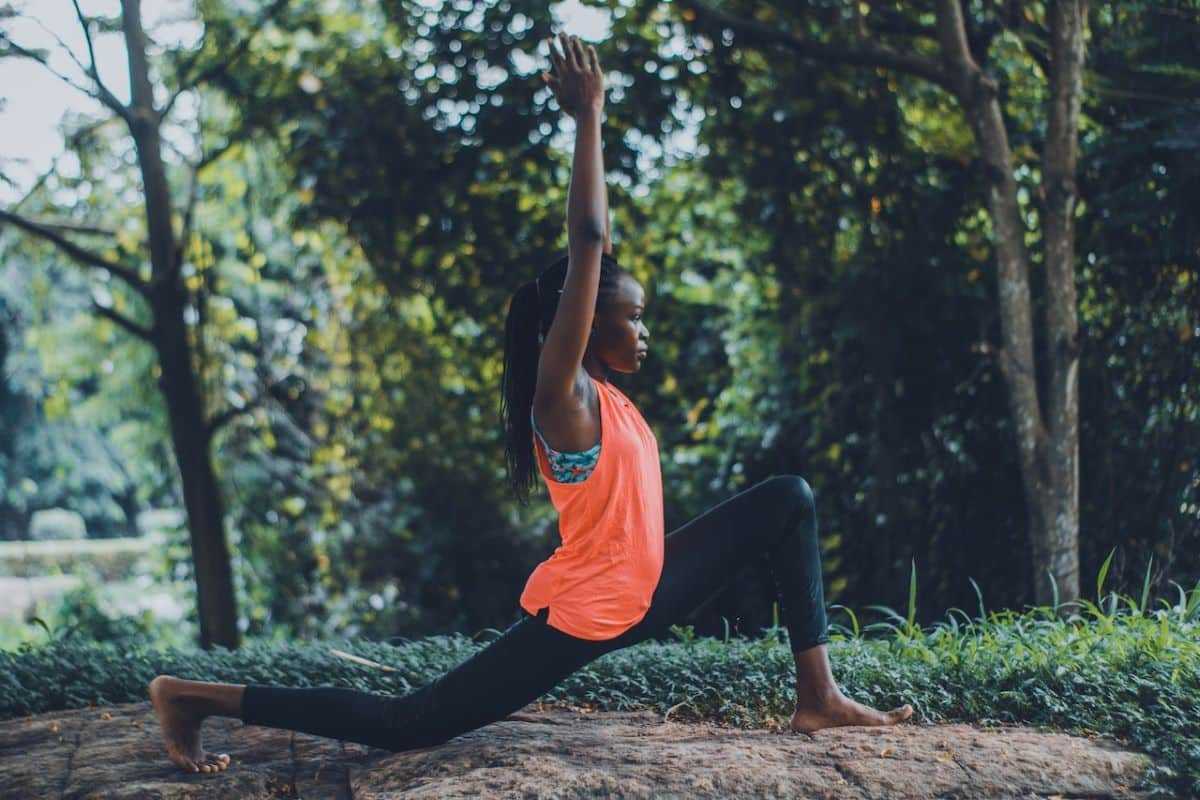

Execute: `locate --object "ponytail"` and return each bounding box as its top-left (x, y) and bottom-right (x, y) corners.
top-left (498, 252), bottom-right (626, 506)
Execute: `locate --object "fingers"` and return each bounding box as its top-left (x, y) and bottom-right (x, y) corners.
top-left (546, 33), bottom-right (597, 74)
top-left (546, 36), bottom-right (565, 74)
top-left (549, 33), bottom-right (569, 71)
top-left (561, 32), bottom-right (581, 70)
top-left (576, 38), bottom-right (591, 70)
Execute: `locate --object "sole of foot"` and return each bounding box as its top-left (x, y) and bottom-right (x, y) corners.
top-left (148, 675), bottom-right (232, 774)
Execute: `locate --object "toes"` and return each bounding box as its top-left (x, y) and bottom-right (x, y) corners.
top-left (200, 752), bottom-right (230, 772)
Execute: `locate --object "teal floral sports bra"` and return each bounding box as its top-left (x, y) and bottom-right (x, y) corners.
top-left (531, 408), bottom-right (601, 483)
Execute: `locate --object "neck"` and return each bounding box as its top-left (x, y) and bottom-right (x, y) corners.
top-left (582, 354), bottom-right (609, 384)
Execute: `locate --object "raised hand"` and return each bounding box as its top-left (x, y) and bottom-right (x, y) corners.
top-left (541, 32), bottom-right (604, 118)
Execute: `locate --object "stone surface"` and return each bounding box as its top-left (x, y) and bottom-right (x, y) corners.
top-left (0, 701), bottom-right (1156, 799)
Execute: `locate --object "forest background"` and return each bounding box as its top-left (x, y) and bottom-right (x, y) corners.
top-left (0, 0), bottom-right (1196, 653)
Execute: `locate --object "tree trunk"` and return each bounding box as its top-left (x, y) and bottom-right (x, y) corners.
top-left (3, 0), bottom-right (247, 647)
top-left (1033, 0), bottom-right (1088, 610)
top-left (154, 308), bottom-right (240, 649)
top-left (678, 0), bottom-right (1090, 611)
top-left (121, 0), bottom-right (239, 648)
top-left (934, 0), bottom-right (1084, 612)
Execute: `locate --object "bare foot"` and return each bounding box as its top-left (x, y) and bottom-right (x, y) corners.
top-left (148, 675), bottom-right (232, 774)
top-left (789, 690), bottom-right (914, 734)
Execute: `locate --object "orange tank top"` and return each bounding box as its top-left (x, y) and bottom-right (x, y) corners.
top-left (519, 373), bottom-right (665, 640)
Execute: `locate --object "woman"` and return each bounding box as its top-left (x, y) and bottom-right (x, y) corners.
top-left (148, 33), bottom-right (912, 775)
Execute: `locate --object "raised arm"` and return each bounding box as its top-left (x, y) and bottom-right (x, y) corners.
top-left (536, 34), bottom-right (608, 404)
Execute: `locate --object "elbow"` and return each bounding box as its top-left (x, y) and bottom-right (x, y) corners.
top-left (569, 219), bottom-right (607, 245)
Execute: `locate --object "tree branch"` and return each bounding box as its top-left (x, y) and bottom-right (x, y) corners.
top-left (25, 12), bottom-right (97, 80)
top-left (24, 219), bottom-right (117, 236)
top-left (159, 0), bottom-right (290, 123)
top-left (0, 31), bottom-right (122, 112)
top-left (5, 119), bottom-right (116, 217)
top-left (863, 2), bottom-right (939, 42)
top-left (70, 0), bottom-right (130, 121)
top-left (678, 0), bottom-right (954, 92)
top-left (206, 375), bottom-right (290, 438)
top-left (91, 298), bottom-right (154, 342)
top-left (0, 207), bottom-right (150, 297)
top-left (175, 134), bottom-right (239, 283)
top-left (206, 401), bottom-right (251, 437)
top-left (934, 0), bottom-right (976, 73)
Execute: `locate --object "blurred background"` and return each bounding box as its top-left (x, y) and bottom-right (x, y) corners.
top-left (0, 0), bottom-right (1196, 652)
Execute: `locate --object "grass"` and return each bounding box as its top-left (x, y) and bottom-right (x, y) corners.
top-left (0, 549), bottom-right (1196, 798)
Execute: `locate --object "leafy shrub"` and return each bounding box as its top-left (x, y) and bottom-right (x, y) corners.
top-left (30, 584), bottom-right (158, 644)
top-left (28, 508), bottom-right (86, 540)
top-left (1, 560), bottom-right (1197, 798)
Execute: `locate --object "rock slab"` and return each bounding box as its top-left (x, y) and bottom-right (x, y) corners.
top-left (0, 701), bottom-right (1155, 799)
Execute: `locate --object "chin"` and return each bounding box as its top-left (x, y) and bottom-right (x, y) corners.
top-left (615, 354), bottom-right (645, 373)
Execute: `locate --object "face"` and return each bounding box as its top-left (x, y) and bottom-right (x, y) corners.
top-left (588, 274), bottom-right (650, 373)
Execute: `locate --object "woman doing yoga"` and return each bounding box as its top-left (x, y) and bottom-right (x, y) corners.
top-left (148, 32), bottom-right (912, 774)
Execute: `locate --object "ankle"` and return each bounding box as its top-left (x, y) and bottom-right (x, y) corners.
top-left (161, 677), bottom-right (222, 718)
top-left (794, 685), bottom-right (841, 710)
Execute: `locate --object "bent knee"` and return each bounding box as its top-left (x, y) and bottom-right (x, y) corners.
top-left (764, 474), bottom-right (815, 515)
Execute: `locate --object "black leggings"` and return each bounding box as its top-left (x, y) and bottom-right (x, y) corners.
top-left (240, 474), bottom-right (829, 752)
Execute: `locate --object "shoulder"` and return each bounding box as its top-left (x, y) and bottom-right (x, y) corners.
top-left (533, 368), bottom-right (596, 426)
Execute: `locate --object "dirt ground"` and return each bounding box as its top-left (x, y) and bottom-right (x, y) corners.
top-left (0, 700), bottom-right (1156, 798)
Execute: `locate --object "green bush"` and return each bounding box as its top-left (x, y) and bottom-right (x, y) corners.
top-left (2, 556), bottom-right (1200, 800)
top-left (3, 579), bottom-right (195, 652)
top-left (31, 583), bottom-right (159, 643)
top-left (1, 562), bottom-right (1197, 799)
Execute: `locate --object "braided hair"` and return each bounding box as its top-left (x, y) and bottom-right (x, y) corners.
top-left (499, 251), bottom-right (626, 506)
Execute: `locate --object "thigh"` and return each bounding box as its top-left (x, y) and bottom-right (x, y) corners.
top-left (418, 608), bottom-right (608, 737)
top-left (602, 475), bottom-right (801, 651)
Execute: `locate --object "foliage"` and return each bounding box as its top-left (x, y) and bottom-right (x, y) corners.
top-left (25, 583), bottom-right (160, 646)
top-left (0, 0), bottom-right (1196, 651)
top-left (2, 575), bottom-right (1198, 798)
top-left (0, 261), bottom-right (150, 539)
